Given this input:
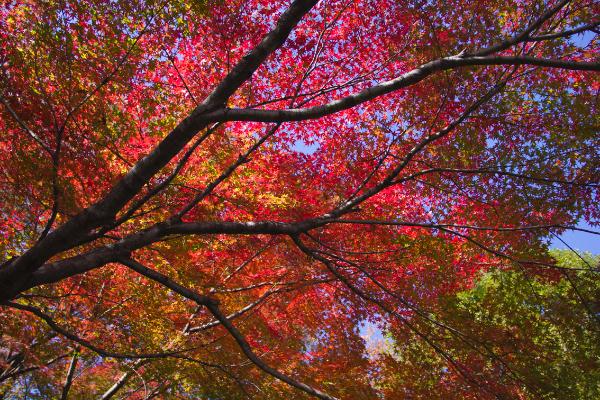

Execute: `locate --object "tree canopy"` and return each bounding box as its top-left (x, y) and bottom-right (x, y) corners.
top-left (0, 0), bottom-right (599, 398)
top-left (375, 250), bottom-right (600, 399)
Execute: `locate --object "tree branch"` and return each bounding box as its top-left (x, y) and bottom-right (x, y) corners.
top-left (0, 0), bottom-right (319, 300)
top-left (119, 257), bottom-right (338, 400)
top-left (60, 349), bottom-right (78, 400)
top-left (2, 302), bottom-right (196, 359)
top-left (204, 55), bottom-right (599, 124)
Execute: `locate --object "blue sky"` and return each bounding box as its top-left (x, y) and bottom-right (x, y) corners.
top-left (556, 32), bottom-right (599, 254)
top-left (551, 221), bottom-right (599, 254)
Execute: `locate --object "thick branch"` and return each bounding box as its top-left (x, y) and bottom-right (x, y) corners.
top-left (0, 0), bottom-right (319, 300)
top-left (204, 55), bottom-right (599, 123)
top-left (19, 219), bottom-right (330, 293)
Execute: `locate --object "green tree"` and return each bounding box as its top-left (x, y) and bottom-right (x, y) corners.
top-left (376, 250), bottom-right (600, 399)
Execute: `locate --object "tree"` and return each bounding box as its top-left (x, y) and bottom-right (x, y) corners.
top-left (374, 250), bottom-right (600, 399)
top-left (0, 0), bottom-right (598, 398)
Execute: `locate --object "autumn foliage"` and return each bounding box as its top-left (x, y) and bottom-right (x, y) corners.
top-left (0, 0), bottom-right (599, 398)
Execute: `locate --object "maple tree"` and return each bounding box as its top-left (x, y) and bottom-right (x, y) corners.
top-left (0, 0), bottom-right (599, 398)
